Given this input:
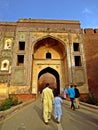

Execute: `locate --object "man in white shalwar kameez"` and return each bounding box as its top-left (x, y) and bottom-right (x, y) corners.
top-left (41, 83), bottom-right (54, 124)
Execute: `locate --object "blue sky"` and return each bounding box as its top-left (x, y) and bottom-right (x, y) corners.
top-left (0, 0), bottom-right (98, 28)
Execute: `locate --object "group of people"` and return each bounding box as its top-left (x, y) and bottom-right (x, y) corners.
top-left (67, 84), bottom-right (80, 110)
top-left (41, 83), bottom-right (80, 125)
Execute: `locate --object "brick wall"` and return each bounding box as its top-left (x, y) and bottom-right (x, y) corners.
top-left (83, 29), bottom-right (98, 98)
top-left (17, 19), bottom-right (80, 29)
top-left (16, 94), bottom-right (36, 102)
top-left (0, 24), bottom-right (16, 31)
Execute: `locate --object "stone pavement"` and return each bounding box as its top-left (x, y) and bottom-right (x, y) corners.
top-left (0, 97), bottom-right (98, 122)
top-left (0, 97), bottom-right (98, 130)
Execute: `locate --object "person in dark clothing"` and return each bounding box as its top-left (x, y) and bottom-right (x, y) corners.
top-left (53, 88), bottom-right (59, 97)
top-left (67, 85), bottom-right (75, 110)
top-left (74, 85), bottom-right (80, 109)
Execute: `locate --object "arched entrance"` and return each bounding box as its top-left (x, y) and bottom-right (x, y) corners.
top-left (32, 36), bottom-right (67, 95)
top-left (38, 67), bottom-right (60, 93)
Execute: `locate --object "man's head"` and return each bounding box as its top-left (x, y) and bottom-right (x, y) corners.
top-left (46, 83), bottom-right (49, 87)
top-left (70, 85), bottom-right (73, 88)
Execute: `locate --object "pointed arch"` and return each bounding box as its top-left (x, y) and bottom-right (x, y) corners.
top-left (32, 35), bottom-right (66, 54)
top-left (38, 67), bottom-right (60, 93)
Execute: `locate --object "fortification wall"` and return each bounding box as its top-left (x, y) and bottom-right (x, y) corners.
top-left (83, 28), bottom-right (98, 98)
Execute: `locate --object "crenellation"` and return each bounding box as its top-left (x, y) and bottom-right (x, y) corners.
top-left (94, 29), bottom-right (98, 33)
top-left (83, 28), bottom-right (98, 34)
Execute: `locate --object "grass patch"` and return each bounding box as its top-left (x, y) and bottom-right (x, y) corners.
top-left (0, 94), bottom-right (23, 111)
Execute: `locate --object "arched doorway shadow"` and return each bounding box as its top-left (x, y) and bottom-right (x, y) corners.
top-left (38, 67), bottom-right (60, 94)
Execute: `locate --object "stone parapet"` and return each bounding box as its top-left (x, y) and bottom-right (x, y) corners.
top-left (83, 28), bottom-right (98, 34)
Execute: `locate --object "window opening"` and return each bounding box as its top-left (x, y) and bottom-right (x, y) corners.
top-left (46, 52), bottom-right (51, 59)
top-left (17, 55), bottom-right (24, 66)
top-left (74, 56), bottom-right (82, 66)
top-left (3, 63), bottom-right (7, 68)
top-left (19, 42), bottom-right (25, 50)
top-left (73, 43), bottom-right (80, 51)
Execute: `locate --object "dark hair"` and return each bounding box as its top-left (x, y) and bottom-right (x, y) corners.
top-left (46, 83), bottom-right (49, 87)
top-left (53, 89), bottom-right (59, 97)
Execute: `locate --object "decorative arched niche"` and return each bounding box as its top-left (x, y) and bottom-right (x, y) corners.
top-left (4, 38), bottom-right (13, 50)
top-left (1, 59), bottom-right (9, 71)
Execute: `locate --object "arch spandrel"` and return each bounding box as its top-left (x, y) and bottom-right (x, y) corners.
top-left (32, 33), bottom-right (68, 54)
top-left (33, 38), bottom-right (66, 60)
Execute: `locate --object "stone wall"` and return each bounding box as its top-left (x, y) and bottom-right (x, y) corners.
top-left (0, 19), bottom-right (98, 100)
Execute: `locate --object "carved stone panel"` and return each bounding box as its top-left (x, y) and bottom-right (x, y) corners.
top-left (5, 32), bottom-right (15, 37)
top-left (73, 69), bottom-right (85, 85)
top-left (1, 51), bottom-right (12, 57)
top-left (13, 69), bottom-right (25, 85)
top-left (19, 33), bottom-right (26, 41)
top-left (0, 75), bottom-right (8, 83)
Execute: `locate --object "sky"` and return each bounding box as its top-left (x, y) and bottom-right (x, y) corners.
top-left (0, 0), bottom-right (98, 29)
